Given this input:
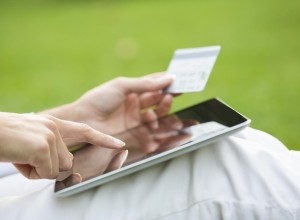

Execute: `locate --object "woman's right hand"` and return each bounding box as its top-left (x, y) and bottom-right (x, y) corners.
top-left (0, 112), bottom-right (125, 180)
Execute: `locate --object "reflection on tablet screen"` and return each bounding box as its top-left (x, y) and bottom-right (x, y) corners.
top-left (55, 98), bottom-right (246, 191)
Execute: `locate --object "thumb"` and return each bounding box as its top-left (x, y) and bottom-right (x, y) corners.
top-left (105, 150), bottom-right (128, 173)
top-left (113, 73), bottom-right (173, 94)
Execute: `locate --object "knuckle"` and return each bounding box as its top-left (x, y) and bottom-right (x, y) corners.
top-left (39, 114), bottom-right (52, 120)
top-left (37, 140), bottom-right (50, 154)
top-left (44, 119), bottom-right (57, 131)
top-left (115, 76), bottom-right (127, 84)
top-left (66, 160), bottom-right (73, 170)
top-left (80, 123), bottom-right (91, 132)
top-left (29, 153), bottom-right (43, 168)
top-left (22, 137), bottom-right (35, 148)
top-left (114, 76), bottom-right (129, 89)
top-left (143, 79), bottom-right (155, 89)
top-left (61, 158), bottom-right (72, 171)
top-left (45, 132), bottom-right (56, 143)
top-left (49, 169), bottom-right (59, 179)
top-left (80, 123), bottom-right (93, 138)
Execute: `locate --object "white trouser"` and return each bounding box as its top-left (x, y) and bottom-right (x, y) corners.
top-left (1, 127), bottom-right (300, 220)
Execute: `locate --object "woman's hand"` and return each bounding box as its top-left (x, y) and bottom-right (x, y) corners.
top-left (0, 113), bottom-right (125, 179)
top-left (44, 73), bottom-right (174, 135)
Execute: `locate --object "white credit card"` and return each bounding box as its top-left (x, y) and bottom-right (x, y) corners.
top-left (164, 45), bottom-right (221, 93)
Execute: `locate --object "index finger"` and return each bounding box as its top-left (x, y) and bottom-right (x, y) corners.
top-left (49, 117), bottom-right (126, 149)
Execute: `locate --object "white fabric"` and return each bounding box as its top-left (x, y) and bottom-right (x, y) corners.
top-left (0, 163), bottom-right (18, 178)
top-left (1, 127), bottom-right (300, 219)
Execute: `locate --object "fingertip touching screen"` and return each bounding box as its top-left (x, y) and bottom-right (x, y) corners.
top-left (55, 98), bottom-right (248, 192)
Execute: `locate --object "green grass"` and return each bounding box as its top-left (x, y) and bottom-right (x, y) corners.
top-left (0, 0), bottom-right (299, 149)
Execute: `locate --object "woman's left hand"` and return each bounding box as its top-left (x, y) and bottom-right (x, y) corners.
top-left (45, 73), bottom-right (174, 135)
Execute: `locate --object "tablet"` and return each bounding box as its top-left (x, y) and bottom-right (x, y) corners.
top-left (54, 98), bottom-right (250, 197)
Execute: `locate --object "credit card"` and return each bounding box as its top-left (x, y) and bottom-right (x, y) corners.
top-left (164, 45), bottom-right (221, 93)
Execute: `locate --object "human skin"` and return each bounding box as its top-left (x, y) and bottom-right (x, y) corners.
top-left (0, 73), bottom-right (174, 180)
top-left (0, 113), bottom-right (125, 179)
top-left (52, 73), bottom-right (184, 187)
top-left (43, 73), bottom-right (175, 173)
top-left (43, 73), bottom-right (174, 136)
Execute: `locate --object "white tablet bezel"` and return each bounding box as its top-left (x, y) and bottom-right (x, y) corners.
top-left (54, 98), bottom-right (250, 197)
top-left (55, 121), bottom-right (249, 197)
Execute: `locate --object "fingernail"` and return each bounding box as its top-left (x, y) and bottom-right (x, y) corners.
top-left (69, 152), bottom-right (74, 161)
top-left (119, 150), bottom-right (128, 165)
top-left (114, 138), bottom-right (126, 147)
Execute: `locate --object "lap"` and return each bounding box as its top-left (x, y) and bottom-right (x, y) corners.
top-left (1, 128), bottom-right (300, 220)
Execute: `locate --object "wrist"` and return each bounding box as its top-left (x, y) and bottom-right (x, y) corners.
top-left (39, 102), bottom-right (80, 122)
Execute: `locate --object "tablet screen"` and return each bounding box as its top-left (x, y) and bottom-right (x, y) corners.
top-left (55, 98), bottom-right (248, 192)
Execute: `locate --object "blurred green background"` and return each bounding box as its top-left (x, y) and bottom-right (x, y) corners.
top-left (0, 0), bottom-right (299, 149)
